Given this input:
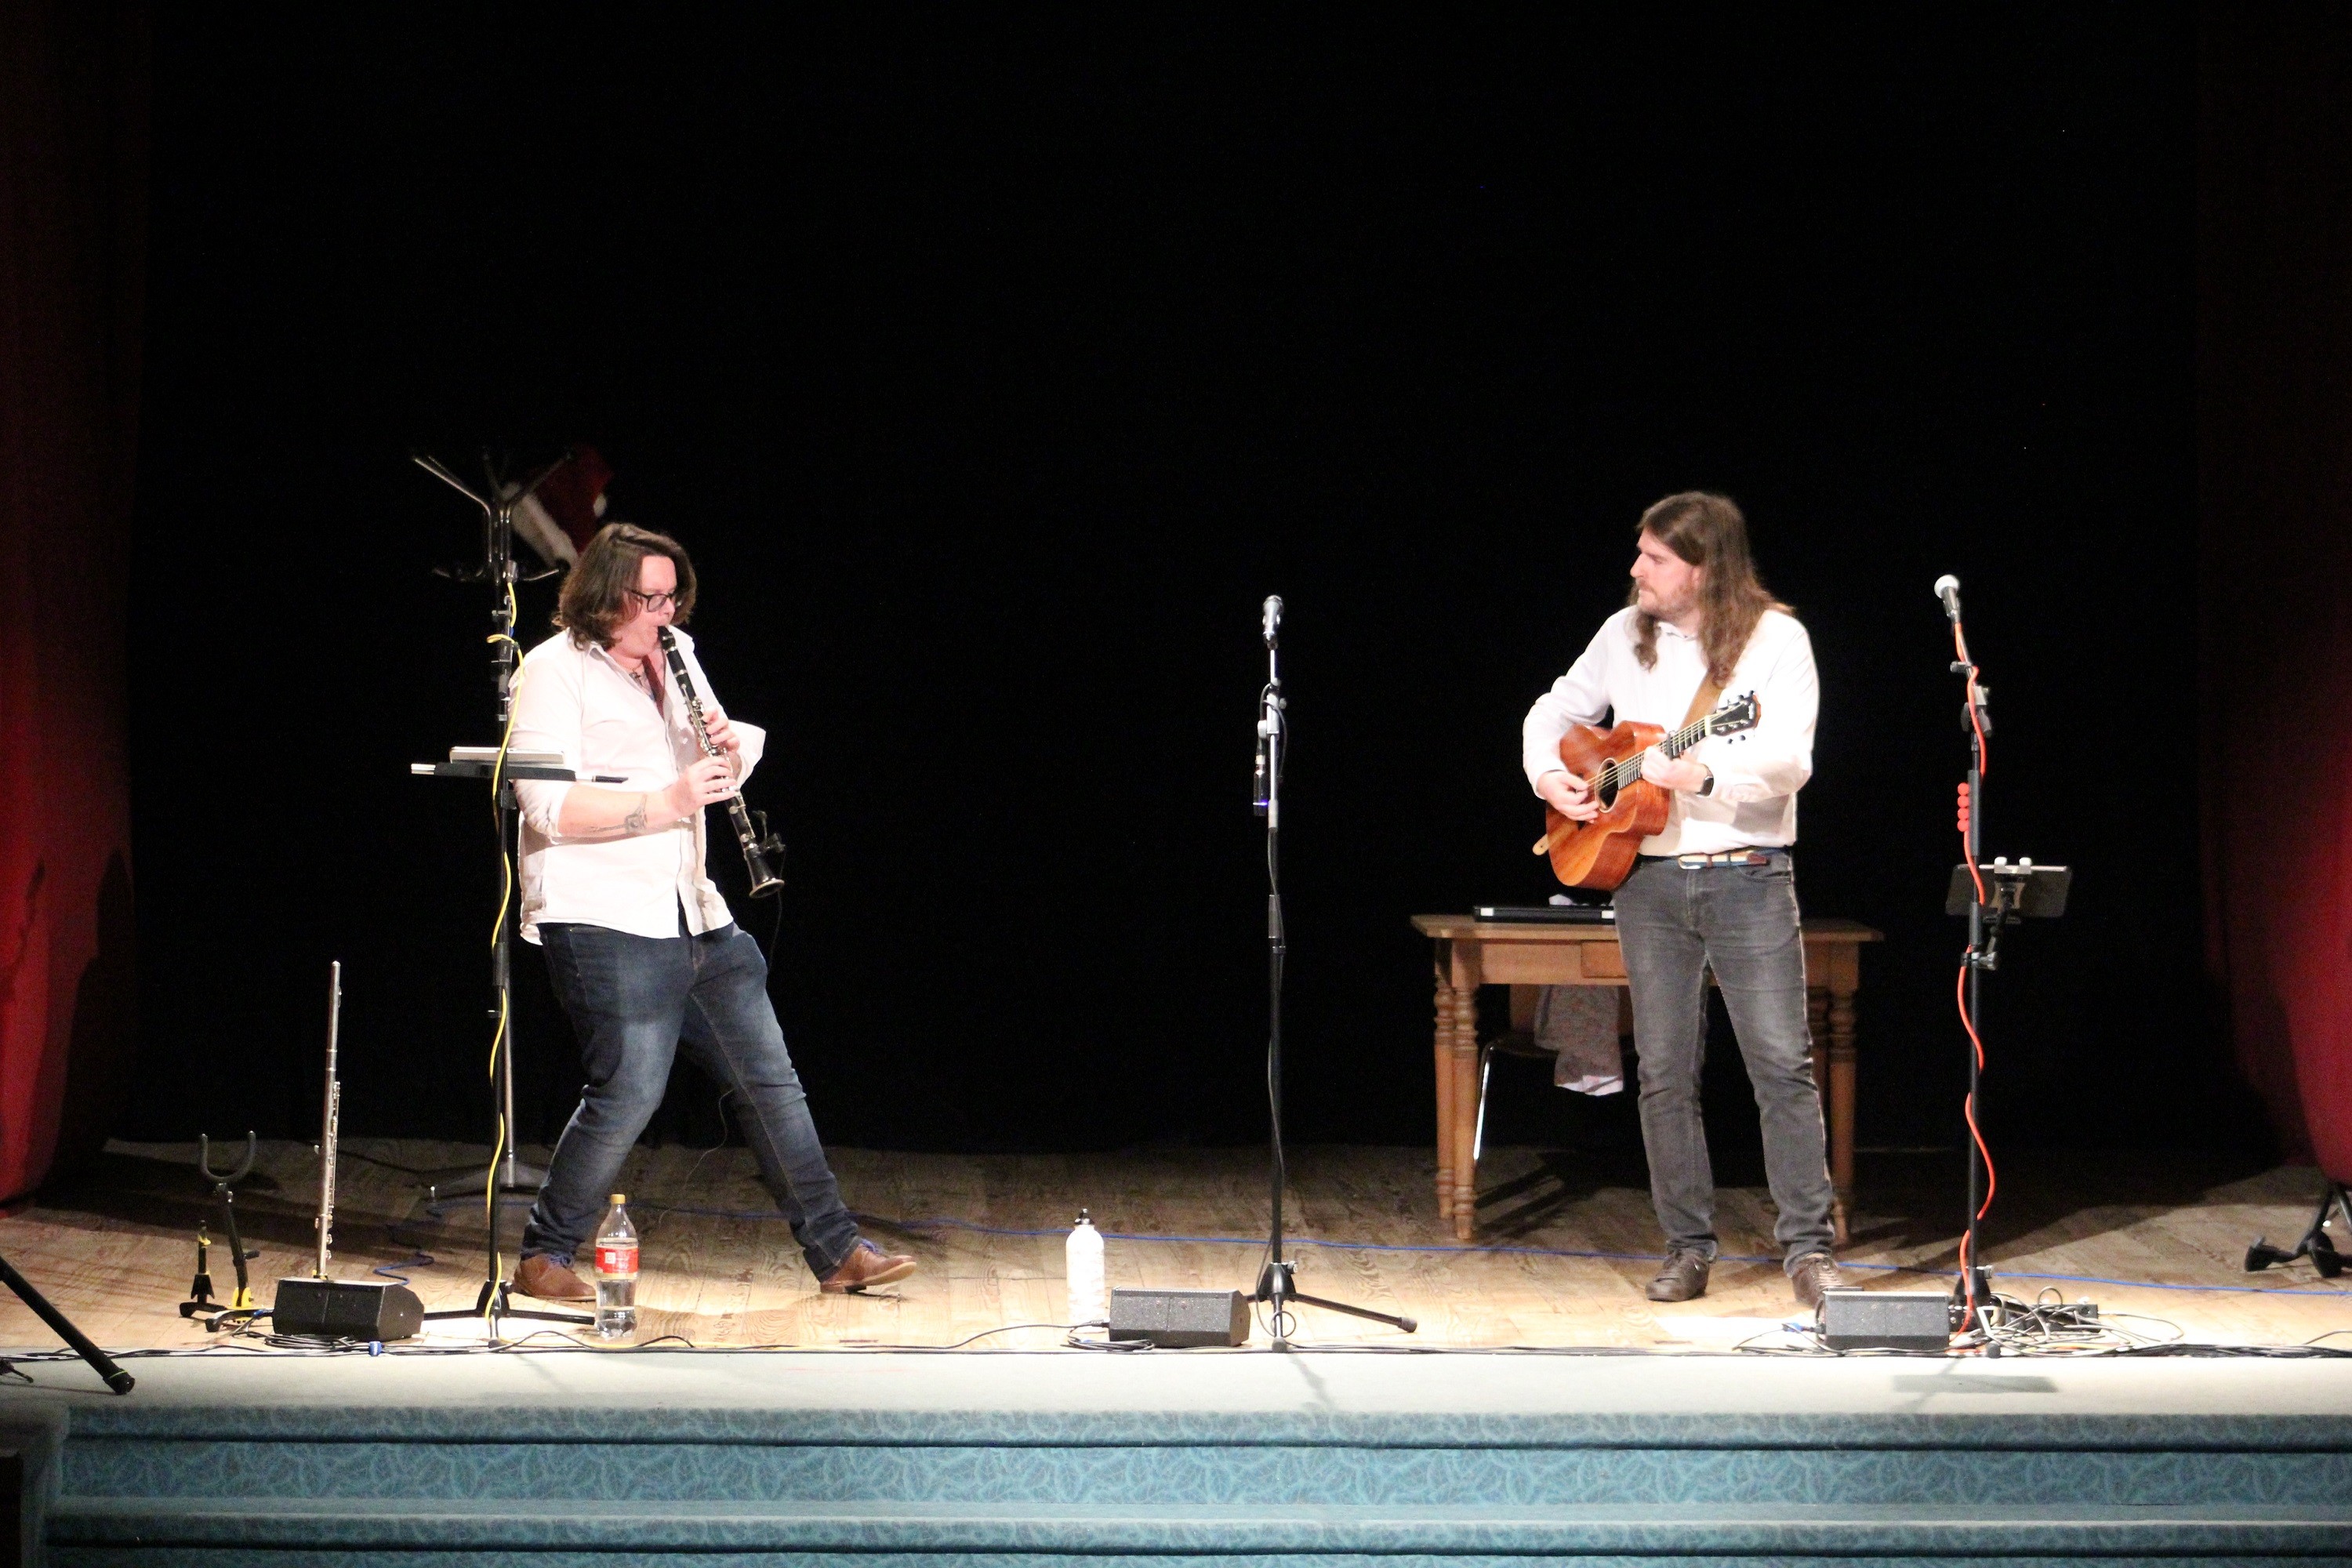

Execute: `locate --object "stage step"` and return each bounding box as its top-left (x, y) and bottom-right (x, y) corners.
top-left (42, 1497), bottom-right (2352, 1563)
top-left (13, 1351), bottom-right (2352, 1565)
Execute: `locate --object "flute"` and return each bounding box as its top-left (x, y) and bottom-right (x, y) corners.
top-left (659, 627), bottom-right (786, 898)
top-left (314, 960), bottom-right (341, 1277)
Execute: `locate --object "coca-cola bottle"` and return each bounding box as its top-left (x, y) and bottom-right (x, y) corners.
top-left (592, 1193), bottom-right (639, 1339)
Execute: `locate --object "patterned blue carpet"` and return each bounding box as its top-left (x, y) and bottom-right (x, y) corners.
top-left (2, 1348), bottom-right (2347, 1563)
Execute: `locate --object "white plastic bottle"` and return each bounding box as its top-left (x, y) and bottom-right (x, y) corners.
top-left (592, 1193), bottom-right (639, 1340)
top-left (1065, 1209), bottom-right (1106, 1327)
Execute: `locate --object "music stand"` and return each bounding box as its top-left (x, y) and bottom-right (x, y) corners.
top-left (410, 452), bottom-right (593, 1331)
top-left (412, 452), bottom-right (567, 1199)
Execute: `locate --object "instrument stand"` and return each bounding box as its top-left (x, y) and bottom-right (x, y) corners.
top-left (180, 1133), bottom-right (262, 1331)
top-left (2246, 1180), bottom-right (2352, 1278)
top-left (412, 452), bottom-right (591, 1334)
top-left (1247, 598), bottom-right (1417, 1349)
top-left (0, 1254), bottom-right (132, 1392)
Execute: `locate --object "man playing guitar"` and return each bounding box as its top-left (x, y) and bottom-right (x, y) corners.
top-left (1523, 492), bottom-right (1840, 1309)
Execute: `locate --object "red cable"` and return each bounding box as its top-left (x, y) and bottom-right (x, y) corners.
top-left (1956, 619), bottom-right (1988, 908)
top-left (1951, 616), bottom-right (1994, 1339)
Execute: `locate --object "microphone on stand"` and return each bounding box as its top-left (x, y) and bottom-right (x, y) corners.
top-left (1934, 574), bottom-right (1963, 622)
top-left (1254, 596), bottom-right (1281, 815)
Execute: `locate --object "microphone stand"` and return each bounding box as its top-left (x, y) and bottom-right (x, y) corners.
top-left (1248, 597), bottom-right (1416, 1348)
top-left (1949, 596), bottom-right (1996, 1326)
top-left (412, 450), bottom-right (590, 1332)
top-left (1938, 579), bottom-right (2070, 1341)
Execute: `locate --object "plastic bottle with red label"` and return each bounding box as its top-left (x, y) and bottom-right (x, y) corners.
top-left (592, 1193), bottom-right (638, 1339)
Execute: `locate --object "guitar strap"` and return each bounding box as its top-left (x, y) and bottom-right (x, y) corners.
top-left (1679, 668), bottom-right (1727, 730)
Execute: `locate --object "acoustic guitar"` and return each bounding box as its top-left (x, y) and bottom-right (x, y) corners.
top-left (1532, 691), bottom-right (1763, 891)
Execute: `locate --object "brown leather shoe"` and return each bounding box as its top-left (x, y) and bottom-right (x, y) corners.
top-left (515, 1253), bottom-right (594, 1303)
top-left (819, 1238), bottom-right (918, 1294)
top-left (1644, 1249), bottom-right (1711, 1302)
top-left (1791, 1251), bottom-right (1844, 1313)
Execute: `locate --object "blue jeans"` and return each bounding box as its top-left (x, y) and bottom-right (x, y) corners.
top-left (522, 921), bottom-right (861, 1279)
top-left (1612, 851), bottom-right (1837, 1270)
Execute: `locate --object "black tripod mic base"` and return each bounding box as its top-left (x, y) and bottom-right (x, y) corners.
top-left (1282, 1290), bottom-right (1418, 1334)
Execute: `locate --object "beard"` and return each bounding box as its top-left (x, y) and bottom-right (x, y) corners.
top-left (1637, 584), bottom-right (1697, 622)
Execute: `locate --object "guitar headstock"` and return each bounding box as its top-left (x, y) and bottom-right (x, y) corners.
top-left (1708, 691), bottom-right (1762, 736)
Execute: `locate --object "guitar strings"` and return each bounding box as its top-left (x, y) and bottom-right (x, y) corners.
top-left (1592, 708), bottom-right (1730, 795)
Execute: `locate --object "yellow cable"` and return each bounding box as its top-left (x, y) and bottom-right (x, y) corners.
top-left (483, 579), bottom-right (522, 1341)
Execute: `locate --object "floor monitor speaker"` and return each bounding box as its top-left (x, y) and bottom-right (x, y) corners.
top-left (1817, 1289), bottom-right (1952, 1351)
top-left (273, 1277), bottom-right (424, 1341)
top-left (1108, 1287), bottom-right (1250, 1348)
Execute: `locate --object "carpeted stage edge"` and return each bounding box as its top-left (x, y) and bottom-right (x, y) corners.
top-left (0, 1349), bottom-right (2347, 1564)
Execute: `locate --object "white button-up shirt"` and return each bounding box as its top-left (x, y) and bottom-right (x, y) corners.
top-left (1521, 605), bottom-right (1817, 858)
top-left (508, 627), bottom-right (767, 943)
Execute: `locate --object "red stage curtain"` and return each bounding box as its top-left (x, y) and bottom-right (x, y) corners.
top-left (2198, 7), bottom-right (2352, 1181)
top-left (0, 1), bottom-right (148, 1200)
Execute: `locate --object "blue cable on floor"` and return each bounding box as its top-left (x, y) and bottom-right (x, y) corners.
top-left (641, 1203), bottom-right (2352, 1300)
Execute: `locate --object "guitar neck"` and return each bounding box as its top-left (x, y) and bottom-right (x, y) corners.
top-left (1595, 711), bottom-right (1714, 793)
top-left (1658, 713), bottom-right (1711, 759)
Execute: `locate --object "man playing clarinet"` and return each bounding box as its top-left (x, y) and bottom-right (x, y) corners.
top-left (506, 521), bottom-right (916, 1301)
top-left (1522, 492), bottom-right (1840, 1310)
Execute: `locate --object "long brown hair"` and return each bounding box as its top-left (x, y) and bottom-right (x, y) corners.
top-left (554, 522), bottom-right (699, 648)
top-left (1628, 492), bottom-right (1787, 686)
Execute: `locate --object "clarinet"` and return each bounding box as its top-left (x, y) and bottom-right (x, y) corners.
top-left (659, 626), bottom-right (786, 898)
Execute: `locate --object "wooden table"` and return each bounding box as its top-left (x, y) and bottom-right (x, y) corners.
top-left (1411, 914), bottom-right (1882, 1243)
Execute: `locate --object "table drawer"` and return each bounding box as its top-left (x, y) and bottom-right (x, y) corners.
top-left (1579, 943), bottom-right (1626, 978)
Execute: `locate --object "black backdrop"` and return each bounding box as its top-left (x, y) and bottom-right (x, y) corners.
top-left (125, 10), bottom-right (2244, 1161)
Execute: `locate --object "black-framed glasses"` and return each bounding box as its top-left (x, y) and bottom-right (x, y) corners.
top-left (626, 588), bottom-right (680, 612)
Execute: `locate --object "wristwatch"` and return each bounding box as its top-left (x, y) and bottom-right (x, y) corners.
top-left (1696, 767), bottom-right (1715, 797)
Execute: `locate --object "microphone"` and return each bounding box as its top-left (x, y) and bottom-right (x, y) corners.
top-left (1933, 574), bottom-right (1962, 622)
top-left (1254, 596), bottom-right (1280, 813)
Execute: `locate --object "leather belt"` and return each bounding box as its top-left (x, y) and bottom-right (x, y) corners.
top-left (1637, 849), bottom-right (1777, 869)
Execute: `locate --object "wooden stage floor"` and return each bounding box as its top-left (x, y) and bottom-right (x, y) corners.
top-left (0, 1138), bottom-right (2345, 1353)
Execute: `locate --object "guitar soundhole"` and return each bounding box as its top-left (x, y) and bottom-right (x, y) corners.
top-left (1595, 772), bottom-right (1619, 811)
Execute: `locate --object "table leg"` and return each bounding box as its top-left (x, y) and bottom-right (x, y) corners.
top-left (1432, 975), bottom-right (1457, 1221)
top-left (1828, 982), bottom-right (1858, 1247)
top-left (1450, 983), bottom-right (1480, 1241)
